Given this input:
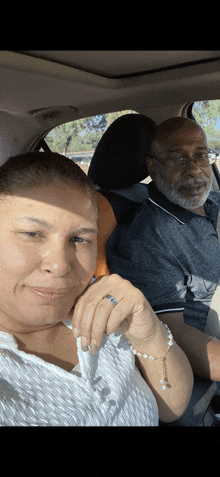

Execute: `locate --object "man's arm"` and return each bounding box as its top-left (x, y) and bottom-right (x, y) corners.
top-left (107, 214), bottom-right (220, 381)
top-left (159, 311), bottom-right (220, 382)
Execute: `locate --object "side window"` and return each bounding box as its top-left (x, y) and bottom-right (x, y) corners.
top-left (192, 100), bottom-right (220, 170)
top-left (43, 110), bottom-right (138, 176)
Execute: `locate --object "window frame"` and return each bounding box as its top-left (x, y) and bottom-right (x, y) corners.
top-left (187, 102), bottom-right (220, 190)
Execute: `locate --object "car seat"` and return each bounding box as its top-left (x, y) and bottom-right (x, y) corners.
top-left (88, 112), bottom-right (220, 426)
top-left (90, 113), bottom-right (156, 277)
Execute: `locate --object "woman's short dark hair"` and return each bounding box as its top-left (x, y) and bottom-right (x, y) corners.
top-left (0, 151), bottom-right (97, 208)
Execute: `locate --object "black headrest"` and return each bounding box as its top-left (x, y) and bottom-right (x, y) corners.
top-left (88, 113), bottom-right (157, 189)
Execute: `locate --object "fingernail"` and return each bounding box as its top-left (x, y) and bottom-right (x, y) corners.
top-left (90, 340), bottom-right (99, 355)
top-left (81, 336), bottom-right (89, 352)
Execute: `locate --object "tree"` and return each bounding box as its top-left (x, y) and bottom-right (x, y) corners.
top-left (193, 100), bottom-right (220, 150)
top-left (45, 111), bottom-right (137, 154)
top-left (45, 115), bottom-right (107, 154)
top-left (105, 110), bottom-right (138, 128)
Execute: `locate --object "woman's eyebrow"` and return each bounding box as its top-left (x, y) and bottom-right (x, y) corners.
top-left (75, 227), bottom-right (98, 235)
top-left (13, 216), bottom-right (53, 229)
top-left (13, 217), bottom-right (98, 234)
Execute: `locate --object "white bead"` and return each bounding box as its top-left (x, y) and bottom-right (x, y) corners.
top-left (131, 319), bottom-right (173, 395)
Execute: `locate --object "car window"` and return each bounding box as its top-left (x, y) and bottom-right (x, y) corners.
top-left (193, 100), bottom-right (220, 174)
top-left (43, 110), bottom-right (138, 176)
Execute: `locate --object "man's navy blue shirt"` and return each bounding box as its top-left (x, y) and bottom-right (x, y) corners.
top-left (107, 182), bottom-right (220, 332)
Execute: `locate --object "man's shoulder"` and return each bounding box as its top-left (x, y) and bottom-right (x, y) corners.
top-left (209, 190), bottom-right (220, 208)
top-left (128, 195), bottom-right (178, 238)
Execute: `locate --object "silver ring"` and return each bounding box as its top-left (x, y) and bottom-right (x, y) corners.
top-left (103, 294), bottom-right (117, 307)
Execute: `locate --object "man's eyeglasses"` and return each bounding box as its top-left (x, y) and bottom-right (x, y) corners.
top-left (150, 148), bottom-right (219, 171)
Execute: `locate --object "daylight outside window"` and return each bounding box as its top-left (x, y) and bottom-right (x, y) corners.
top-left (44, 103), bottom-right (220, 181)
top-left (44, 110), bottom-right (138, 176)
top-left (193, 100), bottom-right (220, 172)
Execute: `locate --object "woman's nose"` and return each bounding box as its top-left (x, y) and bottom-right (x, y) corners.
top-left (41, 244), bottom-right (72, 277)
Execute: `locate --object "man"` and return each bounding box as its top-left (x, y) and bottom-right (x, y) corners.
top-left (107, 117), bottom-right (220, 383)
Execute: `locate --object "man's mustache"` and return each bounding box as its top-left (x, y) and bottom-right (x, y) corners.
top-left (179, 177), bottom-right (210, 187)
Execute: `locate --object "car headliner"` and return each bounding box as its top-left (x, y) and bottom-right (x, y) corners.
top-left (1, 50), bottom-right (220, 163)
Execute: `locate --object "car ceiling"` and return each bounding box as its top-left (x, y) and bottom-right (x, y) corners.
top-left (2, 50), bottom-right (220, 115)
top-left (1, 50), bottom-right (220, 161)
top-left (18, 50), bottom-right (220, 79)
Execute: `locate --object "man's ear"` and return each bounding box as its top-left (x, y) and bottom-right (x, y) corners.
top-left (146, 156), bottom-right (157, 181)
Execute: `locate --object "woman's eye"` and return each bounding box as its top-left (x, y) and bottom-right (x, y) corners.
top-left (71, 237), bottom-right (89, 244)
top-left (19, 231), bottom-right (42, 238)
top-left (71, 237), bottom-right (83, 242)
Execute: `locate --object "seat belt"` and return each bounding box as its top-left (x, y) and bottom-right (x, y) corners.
top-left (204, 213), bottom-right (220, 338)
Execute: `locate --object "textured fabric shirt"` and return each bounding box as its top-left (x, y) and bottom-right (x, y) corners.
top-left (107, 182), bottom-right (220, 333)
top-left (0, 324), bottom-right (158, 426)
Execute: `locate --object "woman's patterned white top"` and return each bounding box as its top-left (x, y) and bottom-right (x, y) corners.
top-left (0, 326), bottom-right (158, 426)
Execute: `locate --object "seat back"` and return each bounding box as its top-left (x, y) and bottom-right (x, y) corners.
top-left (96, 189), bottom-right (144, 277)
top-left (89, 113), bottom-right (157, 277)
top-left (96, 192), bottom-right (117, 277)
top-left (89, 113), bottom-right (156, 190)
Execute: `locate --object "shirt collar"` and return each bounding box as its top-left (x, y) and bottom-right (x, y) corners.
top-left (0, 331), bottom-right (18, 349)
top-left (147, 181), bottom-right (217, 224)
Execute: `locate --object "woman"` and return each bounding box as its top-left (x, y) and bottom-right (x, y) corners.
top-left (0, 151), bottom-right (193, 426)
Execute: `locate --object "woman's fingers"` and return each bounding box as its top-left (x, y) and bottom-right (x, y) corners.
top-left (72, 274), bottom-right (123, 330)
top-left (89, 298), bottom-right (116, 353)
top-left (71, 274), bottom-right (151, 354)
top-left (77, 298), bottom-right (115, 352)
top-left (72, 276), bottom-right (123, 351)
top-left (72, 296), bottom-right (122, 353)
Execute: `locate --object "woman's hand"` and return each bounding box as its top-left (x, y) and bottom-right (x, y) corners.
top-left (72, 274), bottom-right (194, 422)
top-left (71, 274), bottom-right (159, 354)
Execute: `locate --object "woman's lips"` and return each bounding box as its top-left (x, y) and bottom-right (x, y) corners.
top-left (27, 286), bottom-right (73, 301)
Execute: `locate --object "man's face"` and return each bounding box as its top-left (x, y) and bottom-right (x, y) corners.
top-left (148, 123), bottom-right (212, 211)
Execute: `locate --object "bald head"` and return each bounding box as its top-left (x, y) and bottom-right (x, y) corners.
top-left (150, 117), bottom-right (207, 156)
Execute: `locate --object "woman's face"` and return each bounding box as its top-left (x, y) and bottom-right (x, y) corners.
top-left (0, 184), bottom-right (98, 333)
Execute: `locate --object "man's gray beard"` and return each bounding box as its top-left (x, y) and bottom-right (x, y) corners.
top-left (154, 174), bottom-right (212, 210)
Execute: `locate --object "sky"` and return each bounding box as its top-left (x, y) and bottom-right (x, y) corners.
top-left (216, 119), bottom-right (220, 130)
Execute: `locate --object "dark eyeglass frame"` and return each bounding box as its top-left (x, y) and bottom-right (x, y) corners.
top-left (150, 148), bottom-right (219, 169)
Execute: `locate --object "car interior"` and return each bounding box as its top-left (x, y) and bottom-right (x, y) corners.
top-left (1, 50), bottom-right (220, 425)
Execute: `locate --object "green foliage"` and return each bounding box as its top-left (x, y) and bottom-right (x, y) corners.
top-left (45, 117), bottom-right (106, 154)
top-left (193, 100), bottom-right (220, 150)
top-left (45, 103), bottom-right (220, 156)
top-left (45, 111), bottom-right (137, 154)
top-left (105, 110), bottom-right (138, 128)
